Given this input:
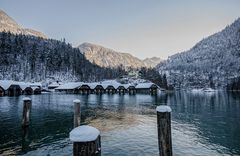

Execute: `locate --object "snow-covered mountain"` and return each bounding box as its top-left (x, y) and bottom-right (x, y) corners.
top-left (156, 18), bottom-right (240, 89)
top-left (0, 10), bottom-right (47, 38)
top-left (78, 42), bottom-right (146, 69)
top-left (143, 57), bottom-right (162, 68)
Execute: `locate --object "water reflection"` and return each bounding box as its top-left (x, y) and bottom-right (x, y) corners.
top-left (0, 91), bottom-right (239, 155)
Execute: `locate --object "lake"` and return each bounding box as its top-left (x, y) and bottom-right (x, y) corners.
top-left (0, 91), bottom-right (240, 156)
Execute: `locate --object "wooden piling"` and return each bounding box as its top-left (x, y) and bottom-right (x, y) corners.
top-left (156, 105), bottom-right (172, 156)
top-left (70, 125), bottom-right (101, 156)
top-left (73, 99), bottom-right (81, 128)
top-left (22, 97), bottom-right (32, 127)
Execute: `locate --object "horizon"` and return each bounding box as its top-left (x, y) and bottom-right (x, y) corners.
top-left (1, 0), bottom-right (240, 59)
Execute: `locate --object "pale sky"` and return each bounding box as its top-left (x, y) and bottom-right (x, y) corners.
top-left (1, 0), bottom-right (240, 59)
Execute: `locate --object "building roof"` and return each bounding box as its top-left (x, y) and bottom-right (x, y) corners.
top-left (48, 82), bottom-right (61, 88)
top-left (86, 83), bottom-right (99, 89)
top-left (0, 80), bottom-right (21, 90)
top-left (31, 86), bottom-right (40, 91)
top-left (30, 82), bottom-right (42, 87)
top-left (55, 82), bottom-right (83, 90)
top-left (18, 82), bottom-right (31, 90)
top-left (135, 83), bottom-right (158, 89)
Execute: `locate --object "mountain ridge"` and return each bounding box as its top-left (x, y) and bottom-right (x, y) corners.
top-left (78, 42), bottom-right (146, 69)
top-left (0, 9), bottom-right (47, 38)
top-left (143, 57), bottom-right (162, 68)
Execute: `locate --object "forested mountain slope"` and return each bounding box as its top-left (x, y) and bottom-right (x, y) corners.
top-left (156, 18), bottom-right (240, 89)
top-left (0, 32), bottom-right (125, 82)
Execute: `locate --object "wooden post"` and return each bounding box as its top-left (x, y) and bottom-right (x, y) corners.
top-left (73, 99), bottom-right (81, 128)
top-left (22, 97), bottom-right (32, 127)
top-left (70, 125), bottom-right (101, 156)
top-left (156, 105), bottom-right (172, 156)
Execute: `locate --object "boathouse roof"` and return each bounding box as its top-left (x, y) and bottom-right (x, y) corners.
top-left (0, 80), bottom-right (20, 90)
top-left (135, 83), bottom-right (158, 89)
top-left (55, 82), bottom-right (83, 90)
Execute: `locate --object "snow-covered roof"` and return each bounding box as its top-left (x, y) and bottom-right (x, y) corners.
top-left (55, 82), bottom-right (83, 90)
top-left (135, 82), bottom-right (158, 89)
top-left (86, 83), bottom-right (99, 89)
top-left (31, 86), bottom-right (40, 91)
top-left (123, 84), bottom-right (130, 89)
top-left (127, 84), bottom-right (135, 89)
top-left (48, 82), bottom-right (61, 87)
top-left (69, 125), bottom-right (100, 142)
top-left (101, 84), bottom-right (109, 89)
top-left (0, 80), bottom-right (20, 90)
top-left (18, 82), bottom-right (31, 90)
top-left (30, 82), bottom-right (42, 87)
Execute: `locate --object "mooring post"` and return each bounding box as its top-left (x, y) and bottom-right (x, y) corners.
top-left (70, 125), bottom-right (101, 156)
top-left (22, 97), bottom-right (32, 127)
top-left (156, 105), bottom-right (172, 156)
top-left (73, 99), bottom-right (81, 128)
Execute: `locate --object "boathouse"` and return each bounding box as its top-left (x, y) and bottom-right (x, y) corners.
top-left (79, 84), bottom-right (91, 94)
top-left (94, 84), bottom-right (105, 94)
top-left (105, 85), bottom-right (117, 94)
top-left (0, 80), bottom-right (22, 96)
top-left (7, 84), bottom-right (22, 96)
top-left (48, 82), bottom-right (62, 90)
top-left (32, 87), bottom-right (41, 94)
top-left (55, 82), bottom-right (82, 93)
top-left (0, 86), bottom-right (4, 96)
top-left (127, 85), bottom-right (136, 94)
top-left (135, 83), bottom-right (159, 94)
top-left (84, 82), bottom-right (106, 94)
top-left (23, 87), bottom-right (33, 95)
top-left (117, 85), bottom-right (128, 94)
top-left (18, 82), bottom-right (33, 95)
top-left (30, 82), bottom-right (42, 90)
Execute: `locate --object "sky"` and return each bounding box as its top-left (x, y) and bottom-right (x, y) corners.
top-left (1, 0), bottom-right (240, 59)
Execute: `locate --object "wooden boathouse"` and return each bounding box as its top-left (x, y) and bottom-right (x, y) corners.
top-left (23, 87), bottom-right (33, 95)
top-left (128, 85), bottom-right (136, 94)
top-left (79, 84), bottom-right (91, 94)
top-left (105, 85), bottom-right (117, 94)
top-left (0, 80), bottom-right (42, 96)
top-left (54, 81), bottom-right (160, 95)
top-left (0, 86), bottom-right (4, 96)
top-left (32, 87), bottom-right (41, 94)
top-left (135, 83), bottom-right (159, 94)
top-left (55, 82), bottom-right (82, 93)
top-left (7, 84), bottom-right (22, 96)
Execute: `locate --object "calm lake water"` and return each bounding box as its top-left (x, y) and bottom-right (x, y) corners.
top-left (0, 91), bottom-right (240, 156)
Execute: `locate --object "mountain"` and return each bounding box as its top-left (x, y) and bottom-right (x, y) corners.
top-left (0, 32), bottom-right (125, 82)
top-left (156, 18), bottom-right (240, 89)
top-left (143, 57), bottom-right (162, 68)
top-left (0, 10), bottom-right (47, 38)
top-left (78, 42), bottom-right (146, 69)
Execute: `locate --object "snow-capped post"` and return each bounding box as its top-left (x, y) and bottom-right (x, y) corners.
top-left (73, 99), bottom-right (81, 128)
top-left (70, 125), bottom-right (101, 156)
top-left (22, 97), bottom-right (32, 127)
top-left (156, 105), bottom-right (172, 156)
